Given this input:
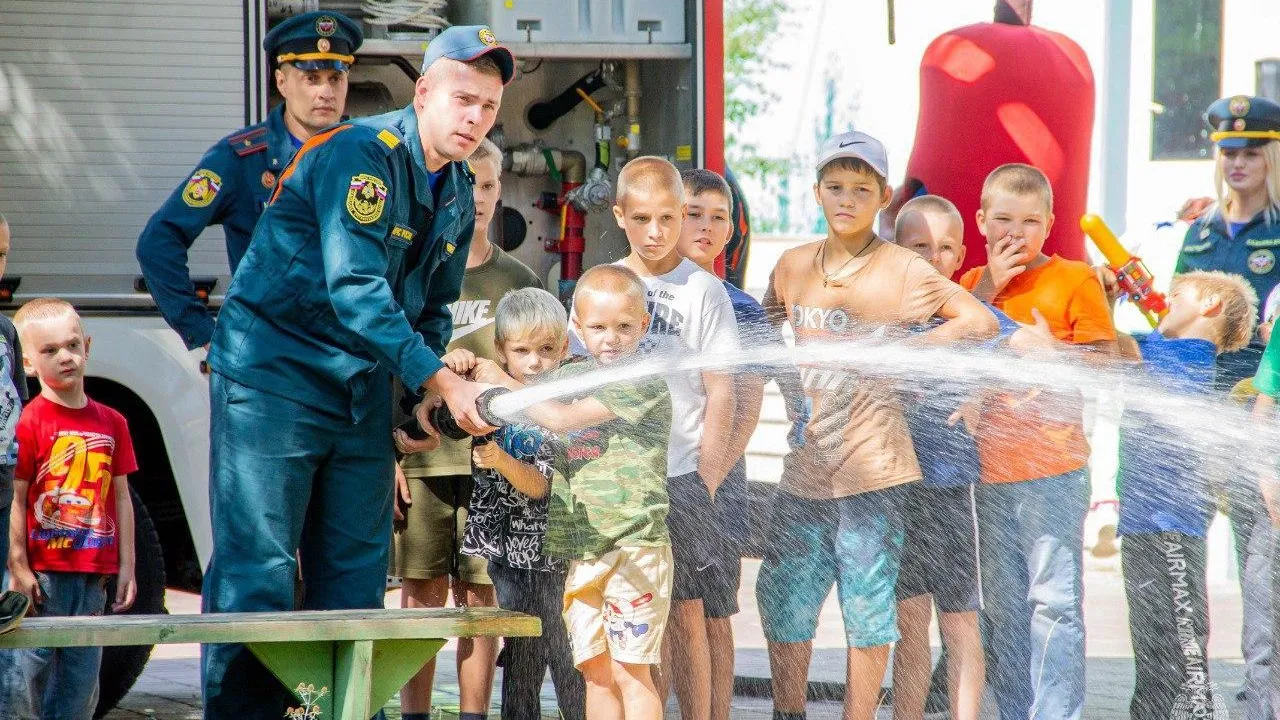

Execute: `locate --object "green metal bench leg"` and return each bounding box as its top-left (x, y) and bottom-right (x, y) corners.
top-left (249, 638), bottom-right (447, 718)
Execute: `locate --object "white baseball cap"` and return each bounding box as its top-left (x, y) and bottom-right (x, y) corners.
top-left (816, 131), bottom-right (889, 180)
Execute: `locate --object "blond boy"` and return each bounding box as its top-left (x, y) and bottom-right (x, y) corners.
top-left (440, 287), bottom-right (586, 720)
top-left (1117, 271), bottom-right (1256, 720)
top-left (392, 138), bottom-right (539, 720)
top-left (0, 299), bottom-right (137, 719)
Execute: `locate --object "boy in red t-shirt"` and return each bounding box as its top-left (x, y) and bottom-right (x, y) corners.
top-left (0, 297), bottom-right (137, 719)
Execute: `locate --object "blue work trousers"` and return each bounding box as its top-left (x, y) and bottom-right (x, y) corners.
top-left (977, 470), bottom-right (1088, 720)
top-left (201, 373), bottom-right (394, 720)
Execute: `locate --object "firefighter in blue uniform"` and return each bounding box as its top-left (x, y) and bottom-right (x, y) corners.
top-left (199, 26), bottom-right (515, 720)
top-left (1175, 94), bottom-right (1280, 720)
top-left (135, 11), bottom-right (362, 350)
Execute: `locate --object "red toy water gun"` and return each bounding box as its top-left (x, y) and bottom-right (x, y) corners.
top-left (1080, 214), bottom-right (1168, 328)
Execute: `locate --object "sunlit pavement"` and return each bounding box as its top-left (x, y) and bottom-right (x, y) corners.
top-left (103, 554), bottom-right (1250, 719)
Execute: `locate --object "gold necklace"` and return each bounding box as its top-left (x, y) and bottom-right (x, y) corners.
top-left (820, 235), bottom-right (877, 287)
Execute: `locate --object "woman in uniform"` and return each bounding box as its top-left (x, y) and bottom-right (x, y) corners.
top-left (1176, 94), bottom-right (1280, 720)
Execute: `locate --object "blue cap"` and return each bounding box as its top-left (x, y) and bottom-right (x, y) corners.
top-left (421, 25), bottom-right (515, 85)
top-left (1207, 95), bottom-right (1280, 149)
top-left (264, 11), bottom-right (363, 72)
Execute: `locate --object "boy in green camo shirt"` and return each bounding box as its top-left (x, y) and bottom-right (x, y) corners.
top-left (474, 263), bottom-right (672, 720)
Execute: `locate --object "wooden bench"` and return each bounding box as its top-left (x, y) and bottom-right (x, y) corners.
top-left (0, 608), bottom-right (540, 719)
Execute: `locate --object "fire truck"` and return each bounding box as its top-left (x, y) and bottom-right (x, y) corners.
top-left (0, 0), bottom-right (725, 711)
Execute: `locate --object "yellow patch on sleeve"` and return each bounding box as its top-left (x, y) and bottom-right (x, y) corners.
top-left (346, 174), bottom-right (388, 224)
top-left (182, 169), bottom-right (222, 208)
top-left (377, 129), bottom-right (401, 150)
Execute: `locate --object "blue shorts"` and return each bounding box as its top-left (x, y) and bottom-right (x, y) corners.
top-left (756, 486), bottom-right (906, 648)
top-left (897, 483), bottom-right (982, 613)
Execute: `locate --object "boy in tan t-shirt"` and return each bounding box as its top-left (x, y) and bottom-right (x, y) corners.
top-left (758, 131), bottom-right (998, 720)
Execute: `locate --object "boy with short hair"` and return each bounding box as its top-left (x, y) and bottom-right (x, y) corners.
top-left (476, 263), bottom-right (672, 720)
top-left (0, 214), bottom-right (30, 569)
top-left (392, 138), bottom-right (539, 720)
top-left (579, 156), bottom-right (740, 720)
top-left (677, 167), bottom-right (809, 720)
top-left (959, 163), bottom-right (1117, 720)
top-left (760, 132), bottom-right (998, 720)
top-left (0, 298), bottom-right (137, 719)
top-left (1116, 270), bottom-right (1257, 720)
top-left (892, 194), bottom-right (1019, 720)
top-left (444, 286), bottom-right (585, 720)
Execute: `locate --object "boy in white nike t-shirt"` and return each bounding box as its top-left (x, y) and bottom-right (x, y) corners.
top-left (570, 156), bottom-right (740, 718)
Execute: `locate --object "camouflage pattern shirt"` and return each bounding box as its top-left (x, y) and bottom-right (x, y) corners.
top-left (543, 358), bottom-right (672, 560)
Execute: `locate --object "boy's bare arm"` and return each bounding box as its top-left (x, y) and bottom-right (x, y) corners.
top-left (471, 359), bottom-right (620, 432)
top-left (7, 478), bottom-right (39, 605)
top-left (113, 476), bottom-right (137, 612)
top-left (699, 370), bottom-right (737, 494)
top-left (918, 291), bottom-right (1000, 344)
top-left (726, 374), bottom-right (766, 463)
top-left (523, 397), bottom-right (617, 433)
top-left (1115, 333), bottom-right (1142, 361)
top-left (1008, 309), bottom-right (1119, 364)
top-left (474, 441), bottom-right (550, 499)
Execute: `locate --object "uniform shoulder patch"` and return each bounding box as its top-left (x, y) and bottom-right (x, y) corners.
top-left (347, 174), bottom-right (388, 224)
top-left (377, 129), bottom-right (401, 151)
top-left (182, 169), bottom-right (223, 208)
top-left (227, 127), bottom-right (268, 157)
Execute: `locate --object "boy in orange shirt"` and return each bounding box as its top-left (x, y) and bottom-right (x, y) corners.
top-left (958, 163), bottom-right (1116, 720)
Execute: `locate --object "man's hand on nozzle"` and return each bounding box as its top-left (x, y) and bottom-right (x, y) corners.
top-left (426, 368), bottom-right (498, 437)
top-left (398, 396), bottom-right (443, 455)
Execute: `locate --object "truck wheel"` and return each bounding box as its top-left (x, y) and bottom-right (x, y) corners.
top-left (94, 486), bottom-right (168, 718)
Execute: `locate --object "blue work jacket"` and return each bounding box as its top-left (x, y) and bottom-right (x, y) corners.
top-left (207, 105), bottom-right (473, 421)
top-left (1176, 208), bottom-right (1280, 386)
top-left (136, 105), bottom-right (298, 349)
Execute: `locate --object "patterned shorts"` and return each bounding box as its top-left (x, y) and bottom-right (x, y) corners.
top-left (562, 545), bottom-right (673, 666)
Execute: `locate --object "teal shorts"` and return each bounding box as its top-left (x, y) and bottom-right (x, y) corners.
top-left (755, 485), bottom-right (906, 648)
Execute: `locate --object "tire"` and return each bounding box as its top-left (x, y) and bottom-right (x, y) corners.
top-left (94, 485), bottom-right (168, 718)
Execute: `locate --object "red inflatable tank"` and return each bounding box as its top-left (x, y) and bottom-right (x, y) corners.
top-left (899, 21), bottom-right (1095, 275)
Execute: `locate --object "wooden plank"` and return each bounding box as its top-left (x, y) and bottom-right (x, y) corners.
top-left (0, 609), bottom-right (541, 649)
top-left (335, 640), bottom-right (374, 720)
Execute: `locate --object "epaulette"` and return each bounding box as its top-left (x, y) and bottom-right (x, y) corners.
top-left (461, 160), bottom-right (476, 184)
top-left (374, 128), bottom-right (403, 155)
top-left (227, 127), bottom-right (268, 157)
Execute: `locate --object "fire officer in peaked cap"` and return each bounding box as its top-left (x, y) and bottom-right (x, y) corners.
top-left (199, 25), bottom-right (515, 720)
top-left (136, 11), bottom-right (362, 351)
top-left (1175, 94), bottom-right (1280, 720)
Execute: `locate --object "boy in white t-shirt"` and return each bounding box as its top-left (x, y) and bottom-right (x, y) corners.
top-left (571, 156), bottom-right (740, 719)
